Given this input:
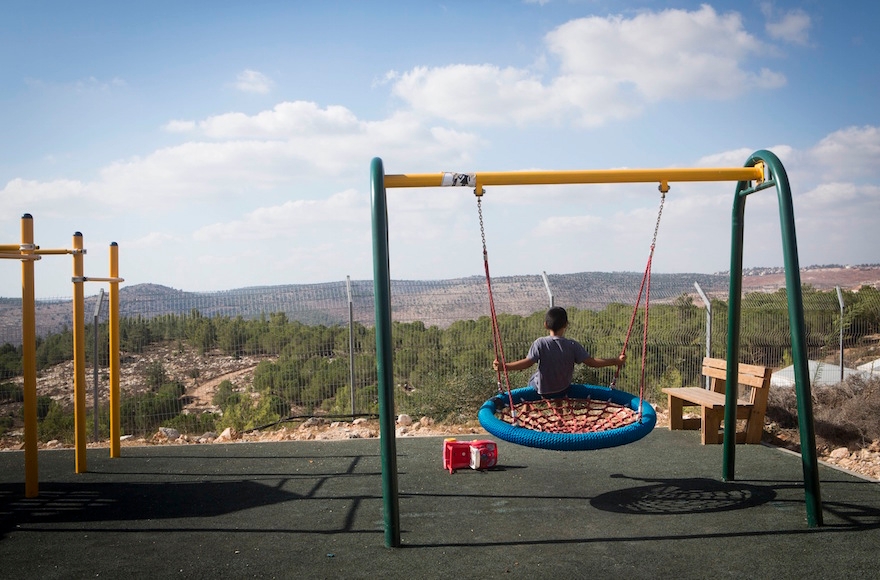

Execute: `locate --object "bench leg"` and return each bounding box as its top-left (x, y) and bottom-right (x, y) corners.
top-left (667, 395), bottom-right (684, 430)
top-left (701, 407), bottom-right (722, 445)
top-left (744, 408), bottom-right (765, 444)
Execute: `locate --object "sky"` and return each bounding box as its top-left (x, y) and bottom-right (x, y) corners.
top-left (1, 0), bottom-right (879, 298)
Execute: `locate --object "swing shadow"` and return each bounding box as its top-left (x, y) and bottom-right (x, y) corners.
top-left (400, 473), bottom-right (880, 549)
top-left (589, 473), bottom-right (776, 515)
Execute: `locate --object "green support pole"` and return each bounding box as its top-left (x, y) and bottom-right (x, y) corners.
top-left (370, 157), bottom-right (401, 547)
top-left (722, 179), bottom-right (745, 481)
top-left (722, 150), bottom-right (823, 527)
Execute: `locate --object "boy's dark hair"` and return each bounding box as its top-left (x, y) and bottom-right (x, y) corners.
top-left (545, 306), bottom-right (568, 332)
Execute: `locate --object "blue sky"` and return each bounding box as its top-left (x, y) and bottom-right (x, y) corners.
top-left (2, 0), bottom-right (878, 298)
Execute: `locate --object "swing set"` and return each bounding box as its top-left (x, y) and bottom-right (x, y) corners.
top-left (370, 150), bottom-right (823, 548)
top-left (475, 180), bottom-right (665, 451)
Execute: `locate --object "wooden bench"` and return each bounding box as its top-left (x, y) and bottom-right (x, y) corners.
top-left (662, 357), bottom-right (773, 445)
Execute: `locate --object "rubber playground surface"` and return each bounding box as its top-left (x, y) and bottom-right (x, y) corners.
top-left (1, 428), bottom-right (879, 580)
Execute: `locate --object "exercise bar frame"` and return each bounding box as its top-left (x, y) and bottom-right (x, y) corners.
top-left (2, 216), bottom-right (124, 496)
top-left (370, 150), bottom-right (822, 547)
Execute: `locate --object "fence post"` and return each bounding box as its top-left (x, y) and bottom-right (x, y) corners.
top-left (541, 271), bottom-right (554, 308)
top-left (92, 289), bottom-right (105, 442)
top-left (694, 281), bottom-right (712, 389)
top-left (836, 286), bottom-right (844, 383)
top-left (347, 275), bottom-right (356, 421)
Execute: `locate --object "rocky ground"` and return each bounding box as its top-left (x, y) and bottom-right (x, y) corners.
top-left (764, 420), bottom-right (880, 481)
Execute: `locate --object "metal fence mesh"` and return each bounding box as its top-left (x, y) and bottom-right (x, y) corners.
top-left (1, 274), bottom-right (879, 441)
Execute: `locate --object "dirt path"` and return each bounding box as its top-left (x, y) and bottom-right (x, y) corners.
top-left (185, 365), bottom-right (259, 412)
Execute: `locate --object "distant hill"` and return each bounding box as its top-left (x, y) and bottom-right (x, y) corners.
top-left (1, 266), bottom-right (879, 344)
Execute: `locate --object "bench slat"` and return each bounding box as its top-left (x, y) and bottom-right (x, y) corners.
top-left (702, 367), bottom-right (767, 389)
top-left (660, 387), bottom-right (749, 409)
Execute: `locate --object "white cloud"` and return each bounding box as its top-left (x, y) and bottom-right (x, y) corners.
top-left (547, 5), bottom-right (782, 101)
top-left (23, 76), bottom-right (126, 93)
top-left (392, 65), bottom-right (558, 126)
top-left (0, 101), bottom-right (482, 219)
top-left (126, 231), bottom-right (181, 249)
top-left (192, 189), bottom-right (366, 242)
top-left (809, 126), bottom-right (880, 181)
top-left (234, 69), bottom-right (273, 94)
top-left (763, 5), bottom-right (812, 45)
top-left (0, 178), bottom-right (89, 216)
top-left (163, 120), bottom-right (196, 133)
top-left (391, 5), bottom-right (785, 127)
top-left (800, 182), bottom-right (872, 209)
top-left (199, 101), bottom-right (361, 139)
top-left (74, 76), bottom-right (126, 91)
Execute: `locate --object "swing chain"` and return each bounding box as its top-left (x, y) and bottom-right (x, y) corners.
top-left (477, 196), bottom-right (488, 256)
top-left (650, 185), bottom-right (667, 251)
top-left (615, 183), bottom-right (667, 394)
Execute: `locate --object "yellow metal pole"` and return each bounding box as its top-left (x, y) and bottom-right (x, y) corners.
top-left (108, 242), bottom-right (121, 458)
top-left (72, 232), bottom-right (87, 473)
top-left (21, 214), bottom-right (39, 497)
top-left (34, 249), bottom-right (75, 255)
top-left (384, 166), bottom-right (765, 189)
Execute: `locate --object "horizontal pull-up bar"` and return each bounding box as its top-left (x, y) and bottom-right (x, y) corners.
top-left (71, 276), bottom-right (125, 283)
top-left (384, 165), bottom-right (765, 190)
top-left (35, 248), bottom-right (84, 255)
top-left (0, 252), bottom-right (40, 261)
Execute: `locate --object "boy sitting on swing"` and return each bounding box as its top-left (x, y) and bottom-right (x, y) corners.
top-left (493, 306), bottom-right (625, 396)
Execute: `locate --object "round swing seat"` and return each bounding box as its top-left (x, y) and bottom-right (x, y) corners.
top-left (478, 384), bottom-right (656, 451)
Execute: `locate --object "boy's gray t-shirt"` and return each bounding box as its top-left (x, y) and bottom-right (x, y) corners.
top-left (526, 335), bottom-right (590, 395)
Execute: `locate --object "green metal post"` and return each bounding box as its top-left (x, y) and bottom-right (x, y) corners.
top-left (766, 151), bottom-right (823, 526)
top-left (722, 150), bottom-right (822, 526)
top-left (370, 157), bottom-right (401, 547)
top-left (722, 179), bottom-right (745, 481)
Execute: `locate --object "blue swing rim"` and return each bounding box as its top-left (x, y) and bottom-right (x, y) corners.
top-left (478, 383), bottom-right (656, 451)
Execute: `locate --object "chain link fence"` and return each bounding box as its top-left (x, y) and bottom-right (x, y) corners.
top-left (1, 273), bottom-right (879, 441)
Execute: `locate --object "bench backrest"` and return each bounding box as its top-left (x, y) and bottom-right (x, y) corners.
top-left (701, 357), bottom-right (772, 405)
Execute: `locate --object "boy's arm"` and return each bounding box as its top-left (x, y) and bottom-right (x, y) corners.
top-left (582, 354), bottom-right (626, 368)
top-left (493, 357), bottom-right (535, 372)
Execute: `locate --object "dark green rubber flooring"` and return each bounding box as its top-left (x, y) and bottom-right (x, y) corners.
top-left (1, 428), bottom-right (878, 579)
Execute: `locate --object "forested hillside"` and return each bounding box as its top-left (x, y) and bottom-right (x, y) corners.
top-left (2, 284), bottom-right (879, 443)
top-left (0, 271), bottom-right (731, 343)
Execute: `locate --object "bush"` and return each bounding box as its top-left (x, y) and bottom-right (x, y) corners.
top-left (323, 384), bottom-right (379, 417)
top-left (813, 376), bottom-right (880, 446)
top-left (145, 361), bottom-right (168, 390)
top-left (162, 412), bottom-right (217, 435)
top-left (212, 380), bottom-right (236, 408)
top-left (36, 396), bottom-right (53, 421)
top-left (38, 401), bottom-right (75, 443)
top-left (400, 371), bottom-right (496, 423)
top-left (0, 382), bottom-right (24, 402)
top-left (766, 375), bottom-right (880, 449)
top-left (215, 388), bottom-right (285, 432)
top-left (120, 381), bottom-right (186, 434)
top-left (0, 415), bottom-right (13, 436)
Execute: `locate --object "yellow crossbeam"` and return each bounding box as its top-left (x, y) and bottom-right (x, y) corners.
top-left (384, 166), bottom-right (764, 189)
